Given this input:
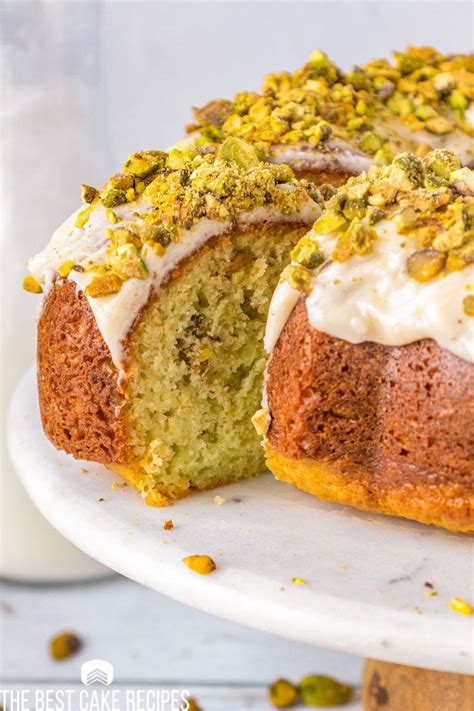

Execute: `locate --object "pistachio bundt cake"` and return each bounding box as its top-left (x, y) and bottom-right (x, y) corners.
top-left (25, 139), bottom-right (323, 504)
top-left (190, 47), bottom-right (474, 183)
top-left (259, 150), bottom-right (474, 532)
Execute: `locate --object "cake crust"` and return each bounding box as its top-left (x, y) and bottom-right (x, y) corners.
top-left (38, 280), bottom-right (128, 463)
top-left (293, 169), bottom-right (356, 186)
top-left (265, 298), bottom-right (474, 532)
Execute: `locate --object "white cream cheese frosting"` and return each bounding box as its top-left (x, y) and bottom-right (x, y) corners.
top-left (265, 220), bottom-right (474, 363)
top-left (29, 192), bottom-right (320, 369)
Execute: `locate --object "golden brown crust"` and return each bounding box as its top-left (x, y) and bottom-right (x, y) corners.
top-left (37, 280), bottom-right (128, 463)
top-left (293, 169), bottom-right (356, 186)
top-left (265, 298), bottom-right (474, 531)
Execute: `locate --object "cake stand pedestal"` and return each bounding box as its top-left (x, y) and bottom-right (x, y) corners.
top-left (8, 367), bottom-right (474, 709)
top-left (362, 660), bottom-right (473, 710)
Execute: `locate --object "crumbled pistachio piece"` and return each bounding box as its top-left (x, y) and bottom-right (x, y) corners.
top-left (75, 206), bottom-right (93, 229)
top-left (183, 699), bottom-right (202, 711)
top-left (101, 188), bottom-right (127, 208)
top-left (80, 184), bottom-right (98, 204)
top-left (193, 98), bottom-right (233, 126)
top-left (407, 248), bottom-right (446, 281)
top-left (168, 145), bottom-right (198, 170)
top-left (312, 210), bottom-right (347, 235)
top-left (463, 295), bottom-right (474, 316)
top-left (58, 260), bottom-right (75, 278)
top-left (49, 632), bottom-right (82, 661)
top-left (360, 132), bottom-right (385, 155)
top-left (390, 153), bottom-right (424, 190)
top-left (450, 597), bottom-right (473, 615)
top-left (425, 116), bottom-right (452, 134)
top-left (85, 273), bottom-right (123, 298)
top-left (182, 554), bottom-right (217, 575)
top-left (281, 264), bottom-right (312, 293)
top-left (306, 120), bottom-right (332, 146)
top-left (292, 577), bottom-right (306, 585)
top-left (216, 136), bottom-right (260, 169)
top-left (343, 197), bottom-right (367, 220)
top-left (450, 167), bottom-right (474, 196)
top-left (291, 237), bottom-right (325, 269)
top-left (424, 149), bottom-right (461, 188)
top-left (123, 150), bottom-right (167, 178)
top-left (268, 679), bottom-right (298, 708)
top-left (23, 275), bottom-right (43, 294)
top-left (394, 205), bottom-right (421, 232)
top-left (332, 220), bottom-right (376, 262)
top-left (367, 207), bottom-right (385, 225)
top-left (109, 173), bottom-right (135, 191)
top-left (106, 208), bottom-right (118, 224)
top-left (108, 243), bottom-right (148, 280)
top-left (109, 227), bottom-right (141, 250)
top-left (299, 675), bottom-right (353, 707)
top-left (252, 408), bottom-right (271, 436)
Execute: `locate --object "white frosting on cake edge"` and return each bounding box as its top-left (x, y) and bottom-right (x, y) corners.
top-left (270, 140), bottom-right (373, 174)
top-left (29, 193), bottom-right (321, 370)
top-left (264, 220), bottom-right (474, 363)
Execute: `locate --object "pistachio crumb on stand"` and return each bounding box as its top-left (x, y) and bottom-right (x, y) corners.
top-left (49, 631), bottom-right (83, 661)
top-left (182, 555), bottom-right (217, 575)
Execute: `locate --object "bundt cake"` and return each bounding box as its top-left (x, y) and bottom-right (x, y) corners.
top-left (259, 149), bottom-right (474, 532)
top-left (25, 139), bottom-right (323, 504)
top-left (24, 46), bottom-right (473, 523)
top-left (190, 47), bottom-right (474, 183)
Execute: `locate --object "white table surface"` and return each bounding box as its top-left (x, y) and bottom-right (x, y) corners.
top-left (0, 575), bottom-right (363, 710)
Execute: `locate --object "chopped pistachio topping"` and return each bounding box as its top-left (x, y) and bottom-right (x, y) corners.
top-left (268, 679), bottom-right (298, 708)
top-left (25, 138), bottom-right (318, 297)
top-left (58, 260), bottom-right (75, 278)
top-left (106, 208), bottom-right (118, 224)
top-left (85, 273), bottom-right (123, 298)
top-left (299, 674), bottom-right (353, 706)
top-left (407, 249), bottom-right (446, 281)
top-left (107, 243), bottom-right (148, 280)
top-left (287, 150), bottom-right (473, 290)
top-left (182, 554), bottom-right (217, 575)
top-left (123, 150), bottom-right (168, 178)
top-left (140, 138), bottom-right (316, 231)
top-left (450, 597), bottom-right (473, 615)
top-left (49, 632), bottom-right (82, 661)
top-left (281, 264), bottom-right (312, 293)
top-left (463, 294), bottom-right (474, 316)
top-left (190, 47), bottom-right (473, 160)
top-left (23, 275), bottom-right (43, 294)
top-left (251, 408), bottom-right (271, 436)
top-left (75, 206), bottom-right (93, 229)
top-left (80, 184), bottom-right (98, 204)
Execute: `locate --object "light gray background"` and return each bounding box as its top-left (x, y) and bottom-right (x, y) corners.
top-left (1, 0), bottom-right (473, 705)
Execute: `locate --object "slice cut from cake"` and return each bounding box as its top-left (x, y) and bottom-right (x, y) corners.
top-left (25, 139), bottom-right (322, 504)
top-left (260, 150), bottom-right (474, 532)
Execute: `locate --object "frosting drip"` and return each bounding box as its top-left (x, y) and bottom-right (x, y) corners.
top-left (265, 221), bottom-right (474, 362)
top-left (29, 195), bottom-right (320, 369)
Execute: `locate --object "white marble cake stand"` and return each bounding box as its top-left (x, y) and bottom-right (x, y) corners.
top-left (8, 367), bottom-right (474, 700)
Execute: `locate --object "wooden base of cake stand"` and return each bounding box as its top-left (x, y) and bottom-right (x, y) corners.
top-left (362, 659), bottom-right (473, 711)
